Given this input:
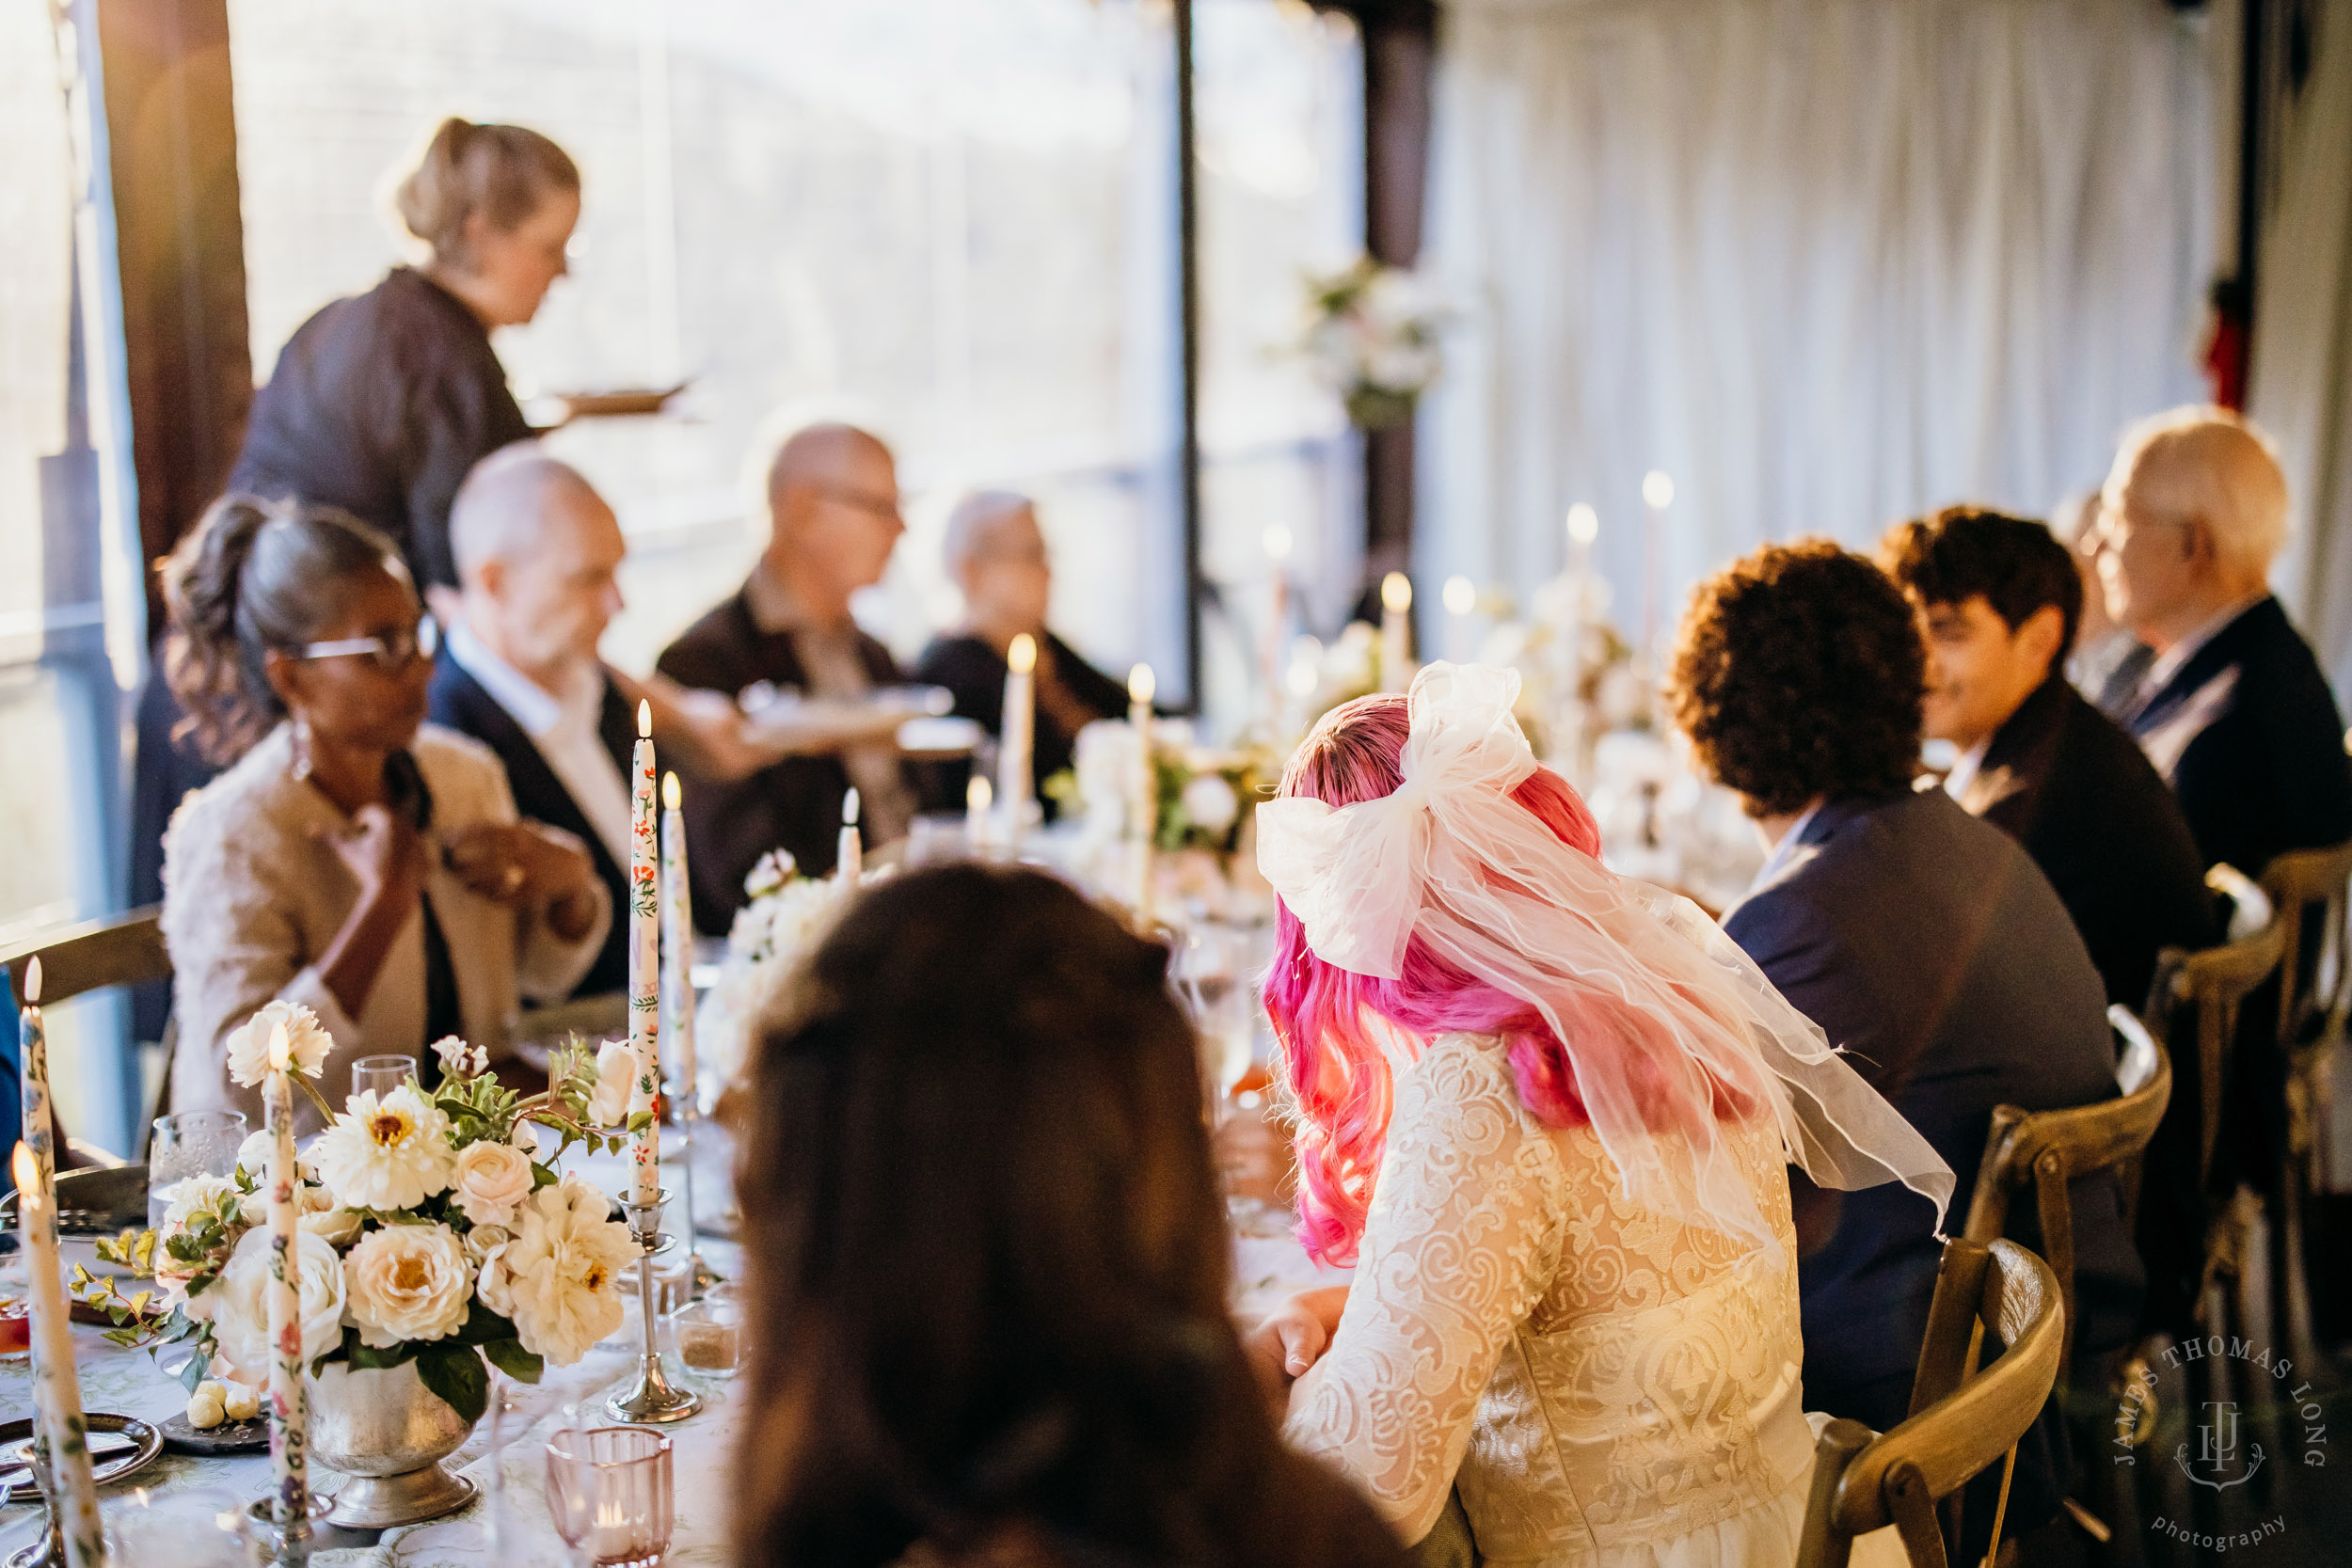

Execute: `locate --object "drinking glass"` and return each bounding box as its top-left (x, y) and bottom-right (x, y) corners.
top-left (667, 1289), bottom-right (742, 1379)
top-left (351, 1053), bottom-right (418, 1101)
top-left (148, 1110), bottom-right (248, 1230)
top-left (103, 1484), bottom-right (250, 1566)
top-left (546, 1425), bottom-right (675, 1567)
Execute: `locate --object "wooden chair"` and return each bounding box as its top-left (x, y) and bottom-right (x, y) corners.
top-left (1960, 1034), bottom-right (2171, 1386)
top-left (2258, 839), bottom-right (2352, 1373)
top-left (1796, 1239), bottom-right (2064, 1568)
top-left (2145, 923), bottom-right (2286, 1198)
top-left (1, 906), bottom-right (173, 1162)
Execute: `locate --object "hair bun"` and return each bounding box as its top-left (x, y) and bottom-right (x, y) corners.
top-left (389, 115), bottom-right (577, 270)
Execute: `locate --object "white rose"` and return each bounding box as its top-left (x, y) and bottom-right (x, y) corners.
top-left (312, 1086), bottom-right (454, 1212)
top-left (234, 1130), bottom-right (274, 1180)
top-left (462, 1223), bottom-right (512, 1266)
top-left (432, 1036), bottom-right (487, 1080)
top-left (342, 1223), bottom-right (471, 1350)
top-left (450, 1141), bottom-right (535, 1228)
top-left (223, 1000), bottom-right (333, 1087)
top-left (205, 1227), bottom-right (348, 1387)
top-left (299, 1205), bottom-right (365, 1246)
top-left (162, 1174), bottom-right (239, 1230)
top-left (1179, 773), bottom-right (1240, 834)
top-left (586, 1041), bottom-right (638, 1130)
top-left (475, 1176), bottom-right (636, 1367)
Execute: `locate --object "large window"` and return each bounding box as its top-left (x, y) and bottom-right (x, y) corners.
top-left (228, 0), bottom-right (1362, 722)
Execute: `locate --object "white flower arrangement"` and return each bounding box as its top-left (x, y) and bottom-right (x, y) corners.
top-left (1298, 257), bottom-right (1448, 431)
top-left (73, 1002), bottom-right (645, 1429)
top-left (697, 850), bottom-right (882, 1087)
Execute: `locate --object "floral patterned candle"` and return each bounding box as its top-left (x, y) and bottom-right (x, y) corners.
top-left (997, 633), bottom-right (1036, 851)
top-left (13, 1141), bottom-right (103, 1568)
top-left (660, 772), bottom-right (697, 1111)
top-left (18, 956), bottom-right (54, 1192)
top-left (628, 702), bottom-right (661, 1207)
top-left (263, 1024), bottom-right (310, 1539)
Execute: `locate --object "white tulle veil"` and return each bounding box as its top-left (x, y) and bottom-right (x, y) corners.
top-left (1256, 661), bottom-right (1952, 1251)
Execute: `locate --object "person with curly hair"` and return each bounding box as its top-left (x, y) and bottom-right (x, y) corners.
top-left (1668, 540), bottom-right (2138, 1565)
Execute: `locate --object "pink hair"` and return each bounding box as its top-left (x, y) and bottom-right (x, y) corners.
top-left (1262, 693), bottom-right (1752, 1264)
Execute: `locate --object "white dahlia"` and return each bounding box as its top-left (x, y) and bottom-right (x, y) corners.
top-left (342, 1222), bottom-right (471, 1349)
top-left (475, 1176), bottom-right (635, 1366)
top-left (313, 1086), bottom-right (455, 1212)
top-left (223, 1000), bottom-right (334, 1086)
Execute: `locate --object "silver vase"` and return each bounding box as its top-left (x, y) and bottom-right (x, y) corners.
top-left (308, 1360), bottom-right (481, 1528)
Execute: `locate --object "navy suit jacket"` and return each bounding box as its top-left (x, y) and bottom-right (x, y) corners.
top-left (1724, 788), bottom-right (2140, 1395)
top-left (2114, 595), bottom-right (2352, 878)
top-left (426, 657), bottom-right (633, 998)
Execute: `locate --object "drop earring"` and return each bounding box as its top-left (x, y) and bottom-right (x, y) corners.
top-left (291, 713), bottom-right (313, 782)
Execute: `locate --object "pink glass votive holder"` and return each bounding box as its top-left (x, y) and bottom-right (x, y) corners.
top-left (546, 1425), bottom-right (675, 1567)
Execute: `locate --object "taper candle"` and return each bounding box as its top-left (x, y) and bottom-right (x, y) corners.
top-left (660, 772), bottom-right (697, 1113)
top-left (965, 774), bottom-right (993, 859)
top-left (627, 702), bottom-right (660, 1207)
top-left (1379, 572), bottom-right (1414, 693)
top-left (14, 1142), bottom-right (103, 1568)
top-left (263, 1025), bottom-right (310, 1541)
top-left (837, 786), bottom-right (864, 889)
top-left (19, 956), bottom-right (54, 1194)
top-left (998, 633), bottom-right (1036, 850)
top-left (1641, 471), bottom-right (1673, 655)
top-left (1127, 663), bottom-right (1156, 921)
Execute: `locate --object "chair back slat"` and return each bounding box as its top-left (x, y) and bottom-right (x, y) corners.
top-left (2147, 924), bottom-right (2286, 1187)
top-left (1, 906), bottom-right (169, 1008)
top-left (2260, 840), bottom-right (2352, 1049)
top-left (1803, 1239), bottom-right (2063, 1560)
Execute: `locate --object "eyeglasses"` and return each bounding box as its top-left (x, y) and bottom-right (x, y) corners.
top-left (2087, 505), bottom-right (2193, 555)
top-left (293, 615), bottom-right (439, 673)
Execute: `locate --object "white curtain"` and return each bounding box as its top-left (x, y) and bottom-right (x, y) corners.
top-left (1416, 0), bottom-right (2215, 641)
top-left (2252, 8), bottom-right (2352, 696)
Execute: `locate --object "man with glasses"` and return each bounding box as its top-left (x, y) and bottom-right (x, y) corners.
top-left (657, 421), bottom-right (934, 930)
top-left (2091, 406), bottom-right (2352, 879)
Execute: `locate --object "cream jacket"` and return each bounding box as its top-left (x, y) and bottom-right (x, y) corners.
top-left (161, 723), bottom-right (609, 1131)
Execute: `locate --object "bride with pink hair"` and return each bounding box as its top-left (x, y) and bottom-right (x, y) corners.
top-left (1246, 663), bottom-right (1947, 1568)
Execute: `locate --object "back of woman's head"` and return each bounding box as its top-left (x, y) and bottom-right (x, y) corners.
top-left (733, 865), bottom-right (1380, 1568)
top-left (391, 117), bottom-right (578, 269)
top-left (161, 495), bottom-right (409, 765)
top-left (1264, 693), bottom-right (1609, 1264)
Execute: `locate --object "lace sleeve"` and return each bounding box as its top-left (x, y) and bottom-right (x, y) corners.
top-left (1281, 1032), bottom-right (1567, 1543)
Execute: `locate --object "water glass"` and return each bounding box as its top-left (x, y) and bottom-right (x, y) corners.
top-left (546, 1426), bottom-right (675, 1567)
top-left (148, 1110), bottom-right (248, 1230)
top-left (351, 1053), bottom-right (418, 1101)
top-left (103, 1484), bottom-right (250, 1566)
top-left (667, 1289), bottom-right (742, 1379)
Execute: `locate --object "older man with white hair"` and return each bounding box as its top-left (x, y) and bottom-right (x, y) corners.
top-left (914, 490), bottom-right (1128, 816)
top-left (2093, 405), bottom-right (2352, 879)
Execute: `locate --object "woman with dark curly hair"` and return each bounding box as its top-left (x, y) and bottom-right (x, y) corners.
top-left (157, 495), bottom-right (606, 1128)
top-left (730, 863), bottom-right (1413, 1568)
top-left (1667, 541), bottom-right (2138, 1565)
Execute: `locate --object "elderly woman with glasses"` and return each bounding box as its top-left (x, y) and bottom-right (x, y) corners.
top-left (157, 494), bottom-right (607, 1129)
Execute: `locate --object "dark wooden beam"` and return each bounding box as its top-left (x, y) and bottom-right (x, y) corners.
top-left (1175, 0), bottom-right (1205, 710)
top-left (1353, 1), bottom-right (1436, 576)
top-left (94, 0), bottom-right (251, 629)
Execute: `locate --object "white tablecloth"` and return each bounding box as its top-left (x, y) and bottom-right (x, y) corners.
top-left (3, 1124), bottom-right (1342, 1564)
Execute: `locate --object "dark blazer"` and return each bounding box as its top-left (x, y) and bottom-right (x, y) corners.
top-left (655, 589), bottom-right (928, 935)
top-left (913, 631), bottom-right (1128, 816)
top-left (1723, 789), bottom-right (2137, 1545)
top-left (1959, 675), bottom-right (2218, 1010)
top-left (2114, 595), bottom-right (2352, 878)
top-left (426, 657), bottom-right (634, 998)
top-left (230, 266), bottom-right (533, 591)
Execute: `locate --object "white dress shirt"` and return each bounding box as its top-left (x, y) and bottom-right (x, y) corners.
top-left (445, 620), bottom-right (634, 870)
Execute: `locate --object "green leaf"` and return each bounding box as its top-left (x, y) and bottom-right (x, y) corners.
top-left (179, 1353), bottom-right (211, 1394)
top-left (345, 1338), bottom-right (413, 1371)
top-left (453, 1297), bottom-right (518, 1346)
top-left (414, 1343), bottom-right (489, 1425)
top-left (480, 1338), bottom-right (543, 1385)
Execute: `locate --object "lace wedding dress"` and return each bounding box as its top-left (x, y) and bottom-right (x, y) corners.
top-left (1284, 1030), bottom-right (1883, 1568)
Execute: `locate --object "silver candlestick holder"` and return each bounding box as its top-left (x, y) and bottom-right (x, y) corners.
top-left (672, 1097), bottom-right (724, 1295)
top-left (606, 1188), bottom-right (702, 1424)
top-left (4, 1437), bottom-right (60, 1568)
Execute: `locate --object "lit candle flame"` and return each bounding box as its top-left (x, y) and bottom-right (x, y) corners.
top-left (842, 787), bottom-right (861, 826)
top-left (1442, 576), bottom-right (1476, 616)
top-left (1567, 503), bottom-right (1599, 545)
top-left (1008, 633), bottom-right (1037, 675)
top-left (266, 1021), bottom-right (293, 1074)
top-left (1642, 471), bottom-right (1675, 510)
top-left (10, 1142), bottom-right (33, 1196)
top-left (24, 955), bottom-right (39, 1006)
top-left (662, 771), bottom-right (682, 812)
top-left (637, 699), bottom-right (653, 739)
top-left (967, 775), bottom-right (993, 813)
top-left (1381, 572), bottom-right (1413, 612)
top-left (1263, 524), bottom-right (1294, 563)
top-left (1128, 663), bottom-right (1154, 705)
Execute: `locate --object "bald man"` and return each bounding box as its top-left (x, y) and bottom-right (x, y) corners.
top-left (2092, 406), bottom-right (2352, 879)
top-left (913, 491), bottom-right (1128, 816)
top-left (430, 443), bottom-right (637, 995)
top-left (656, 422), bottom-right (934, 929)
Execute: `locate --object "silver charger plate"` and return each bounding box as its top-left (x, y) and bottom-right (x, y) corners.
top-left (0, 1413), bottom-right (164, 1501)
